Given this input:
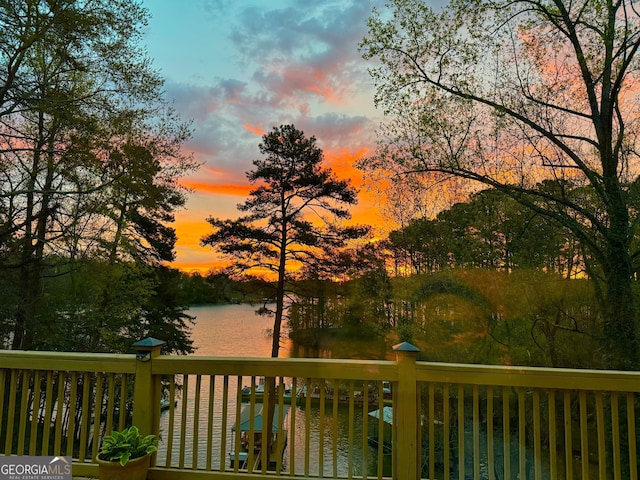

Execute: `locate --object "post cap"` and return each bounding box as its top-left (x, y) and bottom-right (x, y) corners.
top-left (392, 341), bottom-right (420, 352)
top-left (132, 337), bottom-right (166, 352)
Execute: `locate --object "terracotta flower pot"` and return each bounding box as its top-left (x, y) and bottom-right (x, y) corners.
top-left (96, 454), bottom-right (151, 480)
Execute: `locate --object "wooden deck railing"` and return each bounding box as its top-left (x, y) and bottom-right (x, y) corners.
top-left (1, 339), bottom-right (639, 480)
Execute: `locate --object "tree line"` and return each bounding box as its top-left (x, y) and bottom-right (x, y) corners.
top-left (288, 268), bottom-right (602, 368)
top-left (359, 0), bottom-right (640, 369)
top-left (282, 183), bottom-right (607, 368)
top-left (386, 182), bottom-right (589, 278)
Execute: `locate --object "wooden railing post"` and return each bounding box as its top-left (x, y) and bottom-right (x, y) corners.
top-left (132, 337), bottom-right (166, 437)
top-left (394, 342), bottom-right (420, 480)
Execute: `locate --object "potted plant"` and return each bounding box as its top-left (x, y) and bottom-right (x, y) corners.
top-left (96, 426), bottom-right (158, 480)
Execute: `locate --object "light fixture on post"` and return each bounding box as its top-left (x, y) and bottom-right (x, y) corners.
top-left (132, 337), bottom-right (166, 362)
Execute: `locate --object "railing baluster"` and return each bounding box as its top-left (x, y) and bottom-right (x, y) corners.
top-left (611, 392), bottom-right (621, 480)
top-left (473, 384), bottom-right (480, 480)
top-left (363, 380), bottom-right (370, 479)
top-left (179, 374), bottom-right (189, 469)
top-left (533, 389), bottom-right (541, 480)
top-left (518, 388), bottom-right (526, 480)
top-left (377, 380), bottom-right (384, 479)
top-left (458, 383), bottom-right (465, 479)
top-left (502, 386), bottom-right (510, 480)
top-left (391, 379), bottom-right (397, 478)
top-left (596, 391), bottom-right (606, 479)
top-left (42, 370), bottom-right (54, 456)
top-left (428, 382), bottom-right (435, 480)
top-left (627, 392), bottom-right (637, 480)
top-left (348, 379), bottom-right (355, 479)
top-left (276, 377), bottom-right (286, 475)
top-left (579, 390), bottom-right (588, 479)
top-left (304, 377), bottom-right (311, 476)
top-left (548, 389), bottom-right (557, 480)
top-left (105, 374), bottom-right (115, 435)
top-left (242, 377), bottom-right (251, 473)
top-left (29, 370), bottom-right (41, 455)
top-left (17, 370), bottom-right (29, 455)
top-left (79, 372), bottom-right (91, 461)
top-left (333, 378), bottom-right (340, 478)
top-left (319, 379), bottom-right (326, 477)
top-left (165, 376), bottom-right (176, 467)
top-left (290, 377), bottom-right (297, 475)
top-left (563, 390), bottom-right (573, 480)
top-left (276, 378), bottom-right (286, 474)
top-left (118, 373), bottom-right (127, 431)
top-left (66, 372), bottom-right (78, 457)
top-left (192, 374), bottom-right (202, 469)
top-left (258, 377), bottom-right (266, 473)
top-left (206, 375), bottom-right (214, 470)
top-left (5, 369), bottom-right (17, 454)
top-left (54, 372), bottom-right (65, 455)
top-left (91, 372), bottom-right (103, 462)
top-left (444, 384), bottom-right (450, 478)
top-left (0, 369), bottom-right (5, 451)
top-left (220, 375), bottom-right (229, 472)
top-left (258, 376), bottom-right (266, 474)
top-left (248, 378), bottom-right (257, 473)
top-left (487, 385), bottom-right (494, 480)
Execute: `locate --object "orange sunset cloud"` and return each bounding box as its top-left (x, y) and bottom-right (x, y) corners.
top-left (180, 180), bottom-right (253, 197)
top-left (169, 144), bottom-right (384, 273)
top-left (244, 124), bottom-right (266, 136)
top-left (323, 147), bottom-right (371, 192)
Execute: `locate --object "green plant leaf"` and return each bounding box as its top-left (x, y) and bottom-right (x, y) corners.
top-left (99, 425), bottom-right (158, 466)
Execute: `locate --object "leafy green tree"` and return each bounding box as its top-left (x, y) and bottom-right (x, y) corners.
top-left (202, 124), bottom-right (367, 358)
top-left (387, 187), bottom-right (575, 275)
top-left (361, 0), bottom-right (640, 368)
top-left (291, 242), bottom-right (394, 337)
top-left (128, 266), bottom-right (194, 355)
top-left (435, 188), bottom-right (578, 272)
top-left (33, 260), bottom-right (193, 354)
top-left (0, 0), bottom-right (86, 118)
top-left (0, 0), bottom-right (195, 350)
top-left (99, 125), bottom-right (193, 265)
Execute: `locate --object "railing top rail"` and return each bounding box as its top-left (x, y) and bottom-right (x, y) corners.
top-left (153, 355), bottom-right (399, 381)
top-left (0, 349), bottom-right (135, 374)
top-left (416, 360), bottom-right (640, 392)
top-left (2, 346), bottom-right (637, 392)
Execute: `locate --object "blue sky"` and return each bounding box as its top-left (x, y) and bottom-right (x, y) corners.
top-left (141, 0), bottom-right (386, 271)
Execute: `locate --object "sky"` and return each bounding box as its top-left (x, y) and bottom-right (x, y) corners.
top-left (141, 0), bottom-right (389, 273)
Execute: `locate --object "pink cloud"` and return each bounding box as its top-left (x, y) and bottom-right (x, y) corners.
top-left (253, 65), bottom-right (345, 105)
top-left (280, 67), bottom-right (342, 104)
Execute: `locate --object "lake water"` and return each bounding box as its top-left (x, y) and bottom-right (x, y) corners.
top-left (156, 303), bottom-right (388, 476)
top-left (187, 303), bottom-right (285, 357)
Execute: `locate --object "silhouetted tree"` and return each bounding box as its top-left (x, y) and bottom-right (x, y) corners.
top-left (202, 124), bottom-right (368, 358)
